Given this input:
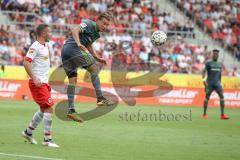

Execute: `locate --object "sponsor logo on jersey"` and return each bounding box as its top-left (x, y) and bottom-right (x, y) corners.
top-left (28, 48), bottom-right (35, 54)
top-left (211, 68), bottom-right (221, 71)
top-left (80, 23), bottom-right (87, 28)
top-left (48, 98), bottom-right (53, 104)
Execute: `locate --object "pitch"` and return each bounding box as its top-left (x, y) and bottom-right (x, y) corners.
top-left (0, 100), bottom-right (240, 160)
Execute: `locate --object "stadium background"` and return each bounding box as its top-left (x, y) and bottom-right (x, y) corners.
top-left (0, 0), bottom-right (239, 107)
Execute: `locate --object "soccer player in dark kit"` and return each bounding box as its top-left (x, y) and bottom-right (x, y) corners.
top-left (202, 49), bottom-right (229, 120)
top-left (61, 11), bottom-right (115, 122)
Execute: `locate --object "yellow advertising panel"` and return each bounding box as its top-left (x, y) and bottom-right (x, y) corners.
top-left (1, 66), bottom-right (240, 89)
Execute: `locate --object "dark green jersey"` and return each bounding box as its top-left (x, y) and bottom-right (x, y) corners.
top-left (66, 19), bottom-right (100, 46)
top-left (204, 60), bottom-right (222, 84)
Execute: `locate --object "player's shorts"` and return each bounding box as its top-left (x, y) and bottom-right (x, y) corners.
top-left (205, 82), bottom-right (223, 96)
top-left (29, 79), bottom-right (54, 109)
top-left (61, 43), bottom-right (95, 78)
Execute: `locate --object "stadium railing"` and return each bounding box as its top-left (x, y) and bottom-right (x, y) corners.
top-left (0, 10), bottom-right (196, 39)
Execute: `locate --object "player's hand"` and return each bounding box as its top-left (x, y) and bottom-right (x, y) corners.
top-left (97, 58), bottom-right (107, 65)
top-left (33, 77), bottom-right (42, 87)
top-left (77, 44), bottom-right (88, 52)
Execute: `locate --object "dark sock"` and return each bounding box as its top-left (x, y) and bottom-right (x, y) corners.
top-left (67, 84), bottom-right (75, 110)
top-left (91, 72), bottom-right (103, 98)
top-left (220, 99), bottom-right (225, 115)
top-left (203, 99), bottom-right (208, 115)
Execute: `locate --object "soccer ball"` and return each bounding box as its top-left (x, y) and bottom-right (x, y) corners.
top-left (151, 30), bottom-right (167, 46)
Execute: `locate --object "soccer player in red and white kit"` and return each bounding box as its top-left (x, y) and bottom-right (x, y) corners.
top-left (21, 24), bottom-right (59, 148)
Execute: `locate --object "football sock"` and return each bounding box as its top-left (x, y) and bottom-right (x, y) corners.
top-left (220, 99), bottom-right (225, 115)
top-left (203, 99), bottom-right (208, 115)
top-left (90, 72), bottom-right (103, 99)
top-left (26, 110), bottom-right (44, 135)
top-left (43, 112), bottom-right (52, 140)
top-left (67, 84), bottom-right (75, 110)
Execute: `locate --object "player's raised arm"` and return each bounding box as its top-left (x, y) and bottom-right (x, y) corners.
top-left (71, 26), bottom-right (87, 52)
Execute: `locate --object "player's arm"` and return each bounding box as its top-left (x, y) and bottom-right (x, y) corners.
top-left (23, 60), bottom-right (37, 80)
top-left (86, 44), bottom-right (106, 64)
top-left (23, 48), bottom-right (42, 87)
top-left (71, 26), bottom-right (88, 52)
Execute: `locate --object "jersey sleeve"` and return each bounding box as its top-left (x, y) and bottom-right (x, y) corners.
top-left (25, 45), bottom-right (38, 62)
top-left (204, 62), bottom-right (210, 71)
top-left (79, 20), bottom-right (92, 33)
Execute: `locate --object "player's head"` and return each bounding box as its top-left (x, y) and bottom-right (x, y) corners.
top-left (212, 49), bottom-right (219, 61)
top-left (36, 24), bottom-right (51, 42)
top-left (96, 11), bottom-right (113, 32)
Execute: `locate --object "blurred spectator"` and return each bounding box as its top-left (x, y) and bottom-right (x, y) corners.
top-left (175, 0), bottom-right (240, 61)
top-left (1, 0), bottom-right (238, 75)
top-left (2, 0), bottom-right (195, 38)
top-left (0, 64), bottom-right (6, 78)
top-left (228, 67), bottom-right (240, 77)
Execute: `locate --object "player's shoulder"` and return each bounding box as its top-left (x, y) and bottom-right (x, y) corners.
top-left (217, 61), bottom-right (223, 65)
top-left (81, 19), bottom-right (95, 27)
top-left (205, 60), bottom-right (212, 65)
top-left (82, 19), bottom-right (94, 23)
top-left (30, 41), bottom-right (42, 49)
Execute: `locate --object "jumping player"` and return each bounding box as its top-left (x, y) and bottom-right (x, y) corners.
top-left (202, 49), bottom-right (229, 120)
top-left (22, 24), bottom-right (59, 147)
top-left (61, 11), bottom-right (115, 122)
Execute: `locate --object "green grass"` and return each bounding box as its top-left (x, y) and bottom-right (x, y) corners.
top-left (0, 100), bottom-right (240, 160)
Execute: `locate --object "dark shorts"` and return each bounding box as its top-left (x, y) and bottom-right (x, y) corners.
top-left (205, 82), bottom-right (223, 97)
top-left (61, 43), bottom-right (95, 78)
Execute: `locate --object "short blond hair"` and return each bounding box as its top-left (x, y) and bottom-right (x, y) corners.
top-left (98, 11), bottom-right (114, 21)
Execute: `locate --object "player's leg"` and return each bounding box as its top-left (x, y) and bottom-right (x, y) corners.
top-left (41, 107), bottom-right (59, 147)
top-left (67, 75), bottom-right (77, 113)
top-left (86, 63), bottom-right (103, 99)
top-left (22, 80), bottom-right (44, 144)
top-left (37, 83), bottom-right (59, 147)
top-left (215, 84), bottom-right (229, 119)
top-left (86, 63), bottom-right (115, 106)
top-left (61, 45), bottom-right (88, 122)
top-left (22, 109), bottom-right (43, 144)
top-left (61, 44), bottom-right (80, 113)
top-left (202, 84), bottom-right (213, 118)
top-left (63, 70), bottom-right (84, 122)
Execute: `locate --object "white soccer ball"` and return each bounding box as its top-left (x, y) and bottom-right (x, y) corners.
top-left (151, 30), bottom-right (167, 46)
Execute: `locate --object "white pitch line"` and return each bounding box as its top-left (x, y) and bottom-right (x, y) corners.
top-left (0, 152), bottom-right (63, 160)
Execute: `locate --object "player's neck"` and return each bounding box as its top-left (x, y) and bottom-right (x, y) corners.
top-left (36, 37), bottom-right (46, 46)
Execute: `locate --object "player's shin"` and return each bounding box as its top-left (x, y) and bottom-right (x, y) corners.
top-left (90, 72), bottom-right (103, 100)
top-left (43, 112), bottom-right (52, 141)
top-left (67, 84), bottom-right (76, 110)
top-left (26, 110), bottom-right (44, 135)
top-left (203, 98), bottom-right (209, 115)
top-left (220, 99), bottom-right (225, 115)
